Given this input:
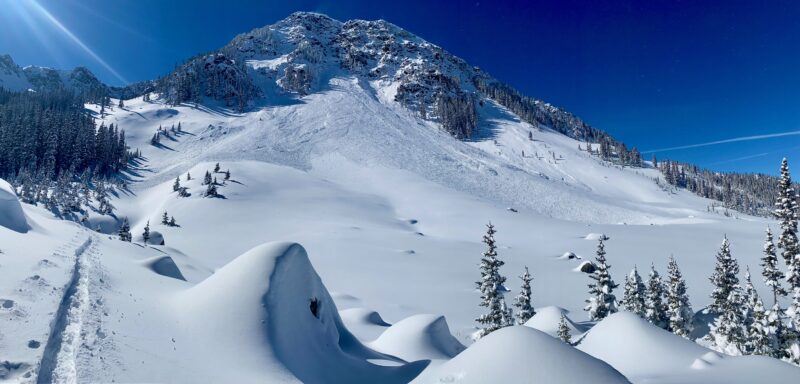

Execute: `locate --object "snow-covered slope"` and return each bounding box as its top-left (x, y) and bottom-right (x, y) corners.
top-left (0, 54), bottom-right (103, 93)
top-left (1, 11), bottom-right (798, 384)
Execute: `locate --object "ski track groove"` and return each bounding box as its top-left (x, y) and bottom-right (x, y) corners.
top-left (36, 233), bottom-right (97, 384)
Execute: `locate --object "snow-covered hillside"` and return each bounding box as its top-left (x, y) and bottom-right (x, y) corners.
top-left (0, 54), bottom-right (104, 94)
top-left (1, 11), bottom-right (799, 384)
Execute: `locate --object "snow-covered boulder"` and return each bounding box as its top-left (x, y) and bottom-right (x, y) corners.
top-left (578, 312), bottom-right (800, 383)
top-left (172, 242), bottom-right (427, 383)
top-left (0, 179), bottom-right (29, 233)
top-left (419, 326), bottom-right (630, 383)
top-left (369, 314), bottom-right (465, 362)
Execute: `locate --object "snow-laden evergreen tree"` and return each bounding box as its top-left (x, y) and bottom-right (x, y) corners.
top-left (169, 216), bottom-right (177, 227)
top-left (142, 220), bottom-right (151, 244)
top-left (762, 227), bottom-right (787, 305)
top-left (709, 236), bottom-right (740, 313)
top-left (514, 266), bottom-right (535, 325)
top-left (173, 176), bottom-right (181, 192)
top-left (500, 298), bottom-right (514, 328)
top-left (706, 236), bottom-right (746, 355)
top-left (621, 265), bottom-right (647, 318)
top-left (162, 212), bottom-right (169, 225)
top-left (475, 223), bottom-right (510, 338)
top-left (557, 314), bottom-right (572, 344)
top-left (747, 293), bottom-right (772, 356)
top-left (584, 239), bottom-right (618, 321)
top-left (645, 265), bottom-right (669, 329)
top-left (203, 171), bottom-right (212, 185)
top-left (118, 218), bottom-right (131, 242)
top-left (666, 256), bottom-right (693, 338)
top-left (205, 183), bottom-right (218, 197)
top-left (775, 158), bottom-right (799, 267)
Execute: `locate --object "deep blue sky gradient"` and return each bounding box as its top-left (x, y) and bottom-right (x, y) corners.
top-left (1, 0), bottom-right (799, 174)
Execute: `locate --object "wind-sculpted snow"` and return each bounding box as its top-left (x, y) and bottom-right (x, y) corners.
top-left (173, 242), bottom-right (428, 383)
top-left (0, 178), bottom-right (29, 233)
top-left (415, 326), bottom-right (631, 383)
top-left (369, 314), bottom-right (466, 362)
top-left (578, 312), bottom-right (800, 383)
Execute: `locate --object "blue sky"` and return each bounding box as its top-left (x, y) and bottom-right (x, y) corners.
top-left (1, 0), bottom-right (799, 175)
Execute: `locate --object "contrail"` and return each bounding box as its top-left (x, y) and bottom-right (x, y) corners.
top-left (708, 152), bottom-right (770, 166)
top-left (641, 130), bottom-right (800, 154)
top-left (28, 0), bottom-right (129, 84)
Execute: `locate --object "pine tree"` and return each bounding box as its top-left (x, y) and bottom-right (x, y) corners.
top-left (214, 162), bottom-right (221, 173)
top-left (177, 122), bottom-right (182, 132)
top-left (762, 227), bottom-right (787, 305)
top-left (666, 256), bottom-right (693, 338)
top-left (205, 183), bottom-right (218, 197)
top-left (162, 211), bottom-right (169, 225)
top-left (645, 265), bottom-right (669, 329)
top-left (118, 98), bottom-right (124, 108)
top-left (186, 172), bottom-right (191, 181)
top-left (142, 220), bottom-right (151, 244)
top-left (514, 266), bottom-right (535, 325)
top-left (557, 314), bottom-right (572, 344)
top-left (747, 294), bottom-right (772, 356)
top-left (767, 303), bottom-right (789, 360)
top-left (224, 169), bottom-right (231, 180)
top-left (621, 266), bottom-right (647, 318)
top-left (475, 223), bottom-right (510, 338)
top-left (169, 216), bottom-right (176, 227)
top-left (775, 158), bottom-right (799, 267)
top-left (707, 236), bottom-right (746, 355)
top-left (118, 218), bottom-right (131, 242)
top-left (585, 239), bottom-right (619, 321)
top-left (203, 171), bottom-right (212, 185)
top-left (173, 176), bottom-right (181, 192)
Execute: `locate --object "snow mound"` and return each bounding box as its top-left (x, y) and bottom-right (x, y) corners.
top-left (141, 256), bottom-right (185, 281)
top-left (575, 260), bottom-right (597, 273)
top-left (0, 179), bottom-right (29, 233)
top-left (369, 314), bottom-right (465, 362)
top-left (339, 308), bottom-right (391, 342)
top-left (523, 306), bottom-right (586, 337)
top-left (419, 326), bottom-right (630, 384)
top-left (578, 312), bottom-right (800, 383)
top-left (558, 251), bottom-right (579, 260)
top-left (585, 233), bottom-right (609, 241)
top-left (175, 242), bottom-right (427, 383)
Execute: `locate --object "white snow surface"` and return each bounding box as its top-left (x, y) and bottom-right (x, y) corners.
top-left (0, 179), bottom-right (29, 233)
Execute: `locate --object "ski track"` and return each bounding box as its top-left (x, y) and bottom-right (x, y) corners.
top-left (36, 233), bottom-right (97, 384)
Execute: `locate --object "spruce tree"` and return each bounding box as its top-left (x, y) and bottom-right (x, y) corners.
top-left (584, 239), bottom-right (618, 321)
top-left (475, 223), bottom-right (510, 338)
top-left (186, 172), bottom-right (191, 181)
top-left (205, 183), bottom-right (218, 197)
top-left (775, 158), bottom-right (799, 267)
top-left (169, 216), bottom-right (176, 227)
top-left (142, 220), bottom-right (151, 244)
top-left (203, 171), bottom-right (212, 185)
top-left (557, 314), bottom-right (572, 344)
top-left (621, 266), bottom-right (647, 318)
top-left (118, 218), bottom-right (131, 242)
top-left (173, 176), bottom-right (181, 192)
top-left (645, 265), bottom-right (669, 329)
top-left (214, 162), bottom-right (221, 173)
top-left (747, 294), bottom-right (772, 356)
top-left (666, 256), bottom-right (693, 338)
top-left (162, 211), bottom-right (169, 225)
top-left (514, 266), bottom-right (535, 325)
top-left (707, 236), bottom-right (746, 354)
top-left (762, 227), bottom-right (787, 305)
top-left (224, 169), bottom-right (231, 180)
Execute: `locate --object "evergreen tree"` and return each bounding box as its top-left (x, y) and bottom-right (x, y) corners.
top-left (557, 314), bottom-right (572, 344)
top-left (747, 294), bottom-right (772, 356)
top-left (585, 239), bottom-right (619, 321)
top-left (173, 176), bottom-right (181, 192)
top-left (767, 303), bottom-right (789, 360)
top-left (142, 220), bottom-right (151, 244)
top-left (621, 266), bottom-right (647, 318)
top-left (666, 256), bottom-right (693, 338)
top-left (162, 211), bottom-right (169, 225)
top-left (118, 98), bottom-right (124, 108)
top-left (762, 227), bottom-right (787, 305)
top-left (706, 236), bottom-right (746, 355)
top-left (214, 163), bottom-right (221, 173)
top-left (645, 265), bottom-right (669, 329)
top-left (475, 223), bottom-right (510, 338)
top-left (118, 218), bottom-right (131, 242)
top-left (205, 183), bottom-right (218, 197)
top-left (514, 266), bottom-right (535, 325)
top-left (775, 158), bottom-right (799, 267)
top-left (224, 169), bottom-right (231, 180)
top-left (169, 216), bottom-right (176, 227)
top-left (186, 172), bottom-right (191, 181)
top-left (203, 171), bottom-right (212, 185)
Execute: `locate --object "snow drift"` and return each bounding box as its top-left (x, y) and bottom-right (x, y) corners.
top-left (578, 312), bottom-right (800, 383)
top-left (417, 326), bottom-right (630, 383)
top-left (0, 178), bottom-right (29, 233)
top-left (369, 314), bottom-right (465, 362)
top-left (173, 242), bottom-right (427, 383)
top-left (523, 306), bottom-right (586, 338)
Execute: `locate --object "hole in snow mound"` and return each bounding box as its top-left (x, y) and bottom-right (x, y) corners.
top-left (558, 251), bottom-right (579, 260)
top-left (0, 178), bottom-right (30, 233)
top-left (142, 256), bottom-right (186, 281)
top-left (1, 299), bottom-right (14, 308)
top-left (584, 233), bottom-right (609, 241)
top-left (575, 261), bottom-right (597, 273)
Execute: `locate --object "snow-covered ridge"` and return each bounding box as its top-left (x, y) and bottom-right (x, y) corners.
top-left (0, 54), bottom-right (104, 94)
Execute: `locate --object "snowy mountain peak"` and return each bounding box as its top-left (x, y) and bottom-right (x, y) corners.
top-left (0, 54), bottom-right (104, 94)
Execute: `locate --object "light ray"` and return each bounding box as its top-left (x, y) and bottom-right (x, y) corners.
top-left (26, 0), bottom-right (128, 84)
